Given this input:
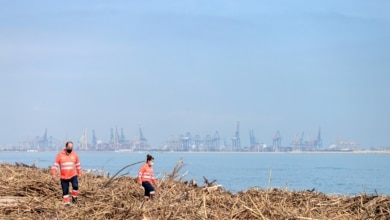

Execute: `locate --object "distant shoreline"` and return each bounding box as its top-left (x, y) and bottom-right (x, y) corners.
top-left (160, 150), bottom-right (390, 154)
top-left (1, 149), bottom-right (390, 154)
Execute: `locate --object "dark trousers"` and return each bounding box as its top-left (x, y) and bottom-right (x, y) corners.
top-left (60, 175), bottom-right (79, 196)
top-left (142, 181), bottom-right (155, 197)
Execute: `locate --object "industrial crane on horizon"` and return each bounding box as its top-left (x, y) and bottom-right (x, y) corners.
top-left (273, 130), bottom-right (282, 151)
top-left (232, 121), bottom-right (241, 151)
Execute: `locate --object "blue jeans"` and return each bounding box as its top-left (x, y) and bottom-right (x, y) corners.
top-left (60, 175), bottom-right (79, 196)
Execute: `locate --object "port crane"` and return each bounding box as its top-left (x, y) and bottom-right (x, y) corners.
top-left (272, 130), bottom-right (282, 151)
top-left (231, 121), bottom-right (241, 151)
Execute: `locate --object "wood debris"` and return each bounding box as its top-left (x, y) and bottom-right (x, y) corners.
top-left (0, 162), bottom-right (389, 219)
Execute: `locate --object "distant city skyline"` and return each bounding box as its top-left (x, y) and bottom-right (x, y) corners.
top-left (5, 124), bottom-right (362, 150)
top-left (1, 1), bottom-right (389, 149)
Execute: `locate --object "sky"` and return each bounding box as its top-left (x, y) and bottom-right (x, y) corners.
top-left (1, 0), bottom-right (389, 149)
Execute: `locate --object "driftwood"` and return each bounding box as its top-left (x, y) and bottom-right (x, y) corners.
top-left (165, 157), bottom-right (187, 181)
top-left (15, 162), bottom-right (36, 168)
top-left (102, 160), bottom-right (143, 188)
top-left (203, 176), bottom-right (217, 187)
top-left (0, 162), bottom-right (389, 219)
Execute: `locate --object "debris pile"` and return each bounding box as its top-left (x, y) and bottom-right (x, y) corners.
top-left (0, 162), bottom-right (389, 219)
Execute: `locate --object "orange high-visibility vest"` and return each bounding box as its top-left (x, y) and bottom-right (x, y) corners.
top-left (52, 150), bottom-right (82, 180)
top-left (138, 163), bottom-right (156, 184)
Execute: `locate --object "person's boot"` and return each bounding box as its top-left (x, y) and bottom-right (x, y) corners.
top-left (63, 195), bottom-right (70, 206)
top-left (71, 190), bottom-right (78, 203)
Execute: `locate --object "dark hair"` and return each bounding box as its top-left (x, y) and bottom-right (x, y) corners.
top-left (146, 154), bottom-right (154, 162)
top-left (65, 141), bottom-right (73, 147)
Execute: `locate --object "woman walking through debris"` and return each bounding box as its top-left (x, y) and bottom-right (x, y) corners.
top-left (138, 154), bottom-right (157, 201)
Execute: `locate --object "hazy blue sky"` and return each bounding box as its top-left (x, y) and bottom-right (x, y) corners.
top-left (1, 0), bottom-right (389, 148)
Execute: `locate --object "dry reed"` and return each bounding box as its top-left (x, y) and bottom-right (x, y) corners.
top-left (0, 162), bottom-right (389, 220)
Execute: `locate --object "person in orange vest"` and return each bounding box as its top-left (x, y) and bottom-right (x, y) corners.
top-left (51, 141), bottom-right (82, 205)
top-left (138, 154), bottom-right (157, 201)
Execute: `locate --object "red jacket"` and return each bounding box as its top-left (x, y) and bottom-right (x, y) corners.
top-left (138, 163), bottom-right (156, 184)
top-left (51, 150), bottom-right (82, 180)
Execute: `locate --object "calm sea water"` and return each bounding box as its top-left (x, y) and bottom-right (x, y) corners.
top-left (1, 151), bottom-right (389, 196)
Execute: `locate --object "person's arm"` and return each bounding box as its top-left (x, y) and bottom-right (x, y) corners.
top-left (51, 154), bottom-right (60, 180)
top-left (75, 154), bottom-right (82, 178)
top-left (138, 165), bottom-right (144, 184)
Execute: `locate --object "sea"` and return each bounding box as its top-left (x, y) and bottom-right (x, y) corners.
top-left (1, 151), bottom-right (389, 196)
